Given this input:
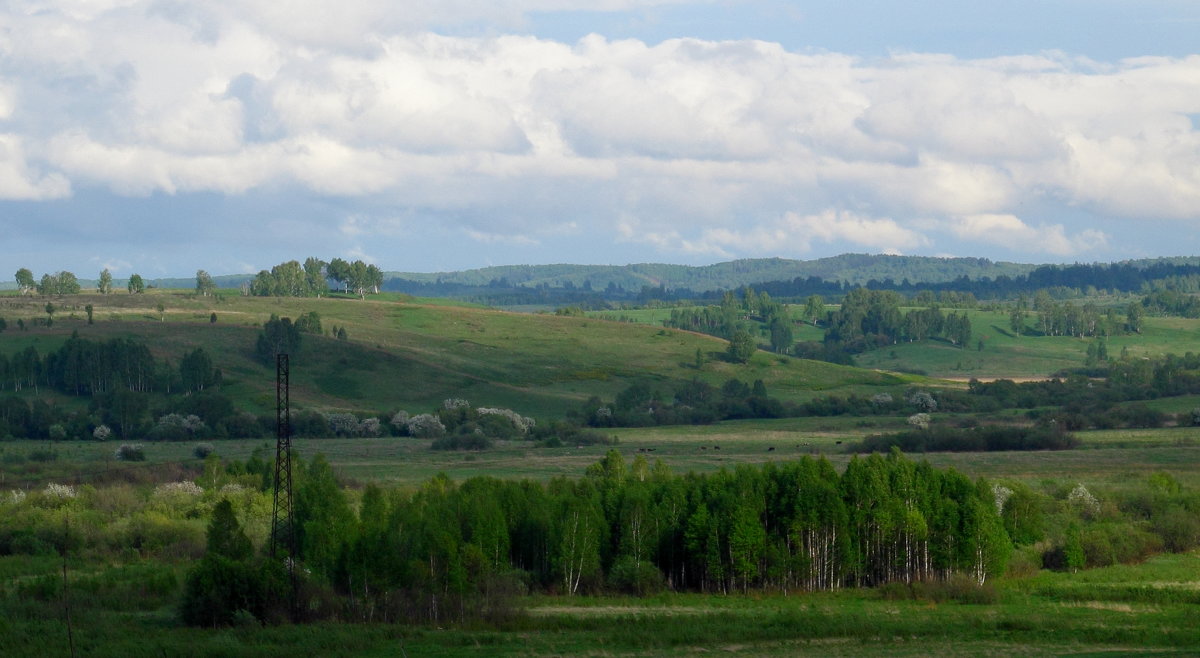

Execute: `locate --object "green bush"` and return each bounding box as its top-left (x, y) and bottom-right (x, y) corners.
top-left (607, 555), bottom-right (665, 595)
top-left (876, 574), bottom-right (999, 604)
top-left (1152, 506), bottom-right (1200, 553)
top-left (9, 533), bottom-right (57, 557)
top-left (115, 444), bottom-right (145, 461)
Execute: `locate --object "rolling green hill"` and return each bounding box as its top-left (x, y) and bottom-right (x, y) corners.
top-left (852, 309), bottom-right (1200, 379)
top-left (0, 290), bottom-right (911, 419)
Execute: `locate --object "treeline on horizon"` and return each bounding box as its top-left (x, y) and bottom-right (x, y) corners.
top-left (9, 256), bottom-right (1200, 311)
top-left (382, 258), bottom-right (1200, 307)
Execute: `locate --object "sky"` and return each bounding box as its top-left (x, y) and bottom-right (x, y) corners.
top-left (2, 1), bottom-right (1200, 278)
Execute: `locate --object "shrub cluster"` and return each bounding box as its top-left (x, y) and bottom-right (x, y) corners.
top-left (851, 425), bottom-right (1079, 453)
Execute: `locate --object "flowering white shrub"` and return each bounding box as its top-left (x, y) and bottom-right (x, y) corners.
top-left (219, 483), bottom-right (245, 496)
top-left (359, 417), bottom-right (382, 437)
top-left (151, 414), bottom-right (208, 439)
top-left (390, 410), bottom-right (410, 430)
top-left (907, 413), bottom-right (931, 430)
top-left (93, 424), bottom-right (112, 441)
top-left (1068, 484), bottom-right (1101, 518)
top-left (154, 481), bottom-right (204, 498)
top-left (326, 413), bottom-right (384, 437)
top-left (406, 413), bottom-right (446, 438)
top-left (870, 393), bottom-right (893, 406)
top-left (907, 391), bottom-right (938, 412)
top-left (478, 407), bottom-right (536, 433)
top-left (326, 413), bottom-right (361, 437)
top-left (44, 482), bottom-right (77, 499)
top-left (443, 398), bottom-right (470, 410)
top-left (8, 489), bottom-right (27, 505)
top-left (993, 484), bottom-right (1013, 514)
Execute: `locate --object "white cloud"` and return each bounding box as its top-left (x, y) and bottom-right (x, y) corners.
top-left (464, 228), bottom-right (539, 246)
top-left (618, 209), bottom-right (927, 257)
top-left (0, 84), bottom-right (15, 119)
top-left (2, 2), bottom-right (1199, 266)
top-left (90, 257), bottom-right (132, 274)
top-left (950, 214), bottom-right (1108, 256)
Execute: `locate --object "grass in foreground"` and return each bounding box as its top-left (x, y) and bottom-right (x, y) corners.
top-left (5, 553), bottom-right (1200, 657)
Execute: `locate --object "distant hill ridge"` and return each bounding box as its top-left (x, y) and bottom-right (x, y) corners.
top-left (387, 254), bottom-right (1040, 293)
top-left (5, 254), bottom-right (1200, 295)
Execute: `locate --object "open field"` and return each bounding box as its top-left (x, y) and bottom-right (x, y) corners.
top-left (8, 420), bottom-right (1200, 490)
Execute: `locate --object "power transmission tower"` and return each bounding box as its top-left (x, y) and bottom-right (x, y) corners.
top-left (270, 353), bottom-right (298, 616)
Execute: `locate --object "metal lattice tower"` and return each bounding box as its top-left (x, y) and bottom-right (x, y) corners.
top-left (270, 354), bottom-right (297, 583)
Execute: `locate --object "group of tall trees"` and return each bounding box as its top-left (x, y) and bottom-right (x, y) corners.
top-left (12, 268), bottom-right (145, 295)
top-left (666, 286), bottom-right (976, 364)
top-left (255, 315), bottom-right (304, 364)
top-left (187, 450), bottom-right (1010, 625)
top-left (822, 288), bottom-right (973, 352)
top-left (245, 257), bottom-right (384, 299)
top-left (665, 288), bottom-right (799, 358)
top-left (326, 258), bottom-right (384, 298)
top-left (0, 332), bottom-right (225, 439)
top-left (0, 334), bottom-right (221, 398)
top-left (1014, 291), bottom-right (1135, 338)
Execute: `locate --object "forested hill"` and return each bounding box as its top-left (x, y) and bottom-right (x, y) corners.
top-left (386, 254), bottom-right (1037, 293)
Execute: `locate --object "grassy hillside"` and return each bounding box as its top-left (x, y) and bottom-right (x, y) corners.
top-left (0, 290), bottom-right (911, 418)
top-left (853, 309), bottom-right (1200, 379)
top-left (593, 303), bottom-right (1200, 380)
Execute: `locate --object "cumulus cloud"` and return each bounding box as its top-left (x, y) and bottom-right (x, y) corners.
top-left (2, 1), bottom-right (1200, 269)
top-left (618, 210), bottom-right (927, 258)
top-left (0, 135), bottom-right (71, 200)
top-left (950, 214), bottom-right (1108, 256)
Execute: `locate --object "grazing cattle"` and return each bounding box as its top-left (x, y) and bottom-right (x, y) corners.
top-left (700, 446), bottom-right (707, 450)
top-left (767, 446), bottom-right (775, 452)
top-left (714, 446), bottom-right (721, 450)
